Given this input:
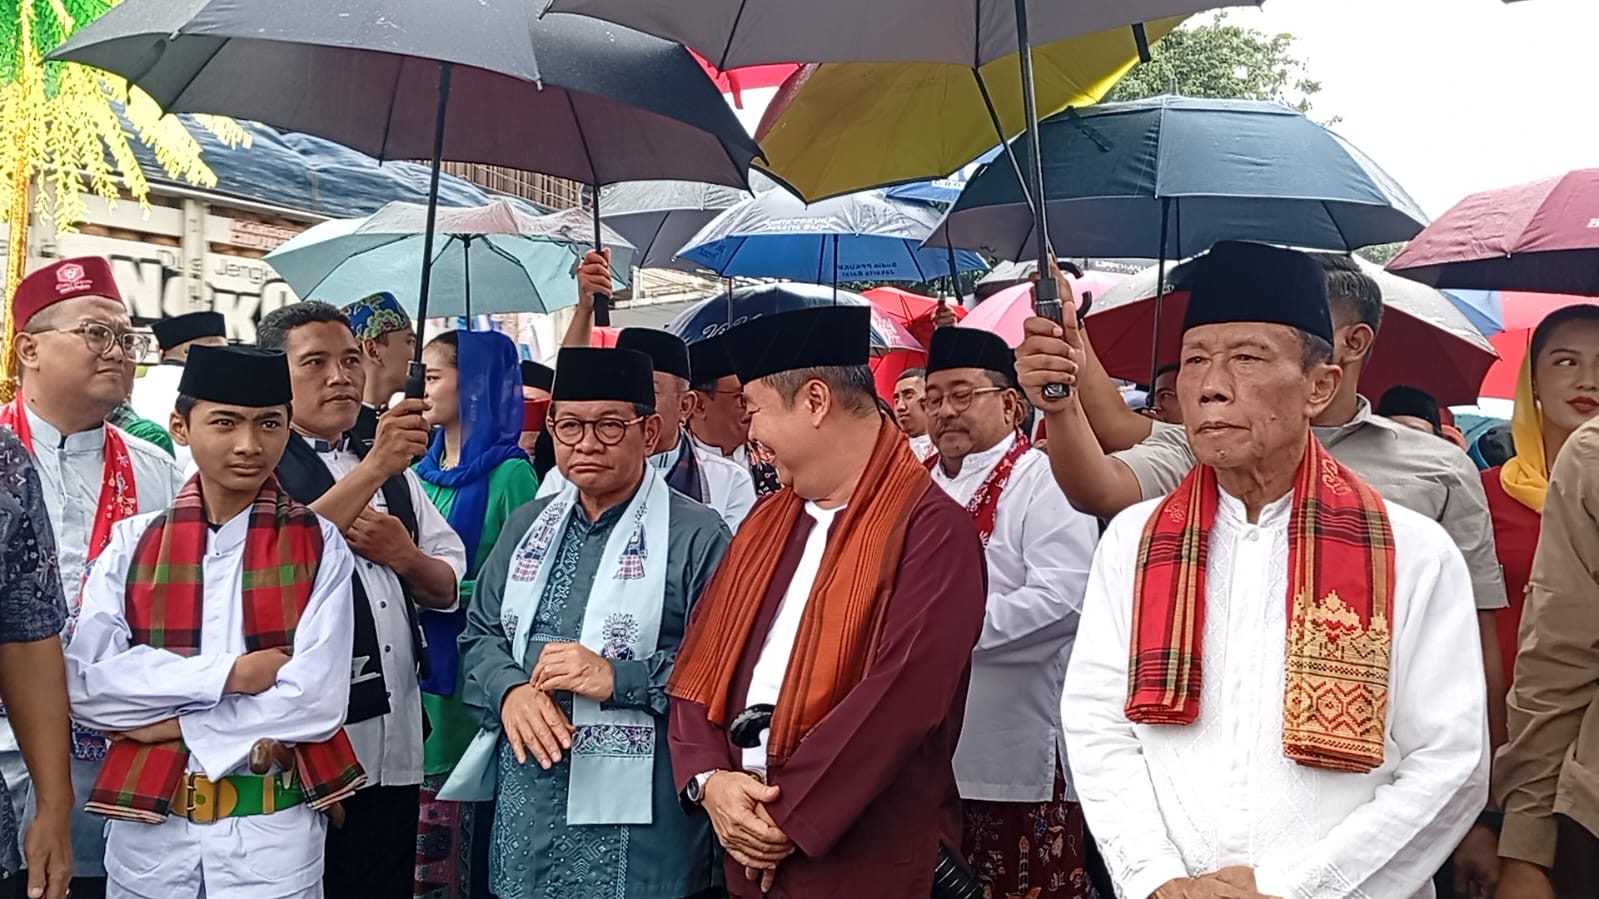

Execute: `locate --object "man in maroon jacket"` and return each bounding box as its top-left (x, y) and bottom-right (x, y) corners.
top-left (667, 305), bottom-right (988, 898)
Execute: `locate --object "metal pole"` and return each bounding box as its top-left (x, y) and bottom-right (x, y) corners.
top-left (1149, 198), bottom-right (1171, 386)
top-left (407, 61), bottom-right (453, 399)
top-left (1014, 0), bottom-right (1067, 398)
top-left (463, 236), bottom-right (473, 324)
top-left (831, 233), bottom-right (839, 304)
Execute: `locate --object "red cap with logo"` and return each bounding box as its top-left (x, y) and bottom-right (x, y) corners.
top-left (11, 257), bottom-right (122, 329)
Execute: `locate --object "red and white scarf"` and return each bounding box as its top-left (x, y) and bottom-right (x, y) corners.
top-left (0, 396), bottom-right (139, 569)
top-left (925, 431), bottom-right (1031, 547)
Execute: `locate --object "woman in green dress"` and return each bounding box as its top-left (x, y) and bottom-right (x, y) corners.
top-left (414, 328), bottom-right (539, 899)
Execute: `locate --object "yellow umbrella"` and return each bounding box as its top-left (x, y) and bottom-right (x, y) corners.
top-left (753, 17), bottom-right (1184, 202)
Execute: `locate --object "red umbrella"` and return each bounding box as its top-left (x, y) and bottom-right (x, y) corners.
top-left (1479, 292), bottom-right (1599, 399)
top-left (590, 326), bottom-right (622, 347)
top-left (1389, 169), bottom-right (1599, 295)
top-left (863, 285), bottom-right (966, 350)
top-left (1086, 257), bottom-right (1498, 406)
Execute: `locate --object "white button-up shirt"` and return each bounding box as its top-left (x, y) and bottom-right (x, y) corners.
top-left (1065, 489), bottom-right (1489, 899)
top-left (314, 443), bottom-right (466, 788)
top-left (931, 435), bottom-right (1098, 802)
top-left (65, 507), bottom-right (354, 897)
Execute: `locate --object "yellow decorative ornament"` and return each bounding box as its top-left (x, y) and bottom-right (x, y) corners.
top-left (1, 0), bottom-right (248, 401)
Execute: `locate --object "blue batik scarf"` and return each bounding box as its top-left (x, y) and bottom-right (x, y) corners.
top-left (415, 330), bottom-right (528, 695)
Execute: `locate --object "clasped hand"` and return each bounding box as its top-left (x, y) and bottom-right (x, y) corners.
top-left (1155, 866), bottom-right (1281, 899)
top-left (701, 771), bottom-right (793, 889)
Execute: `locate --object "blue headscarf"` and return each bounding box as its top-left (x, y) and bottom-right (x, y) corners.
top-left (414, 330), bottom-right (528, 696)
top-left (415, 330), bottom-right (529, 567)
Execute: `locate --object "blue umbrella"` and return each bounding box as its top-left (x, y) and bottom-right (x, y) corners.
top-left (668, 282), bottom-right (925, 351)
top-left (679, 189), bottom-right (988, 284)
top-left (885, 146), bottom-right (1005, 205)
top-left (928, 95), bottom-right (1430, 260)
top-left (1440, 289), bottom-right (1504, 336)
top-left (265, 200), bottom-right (636, 317)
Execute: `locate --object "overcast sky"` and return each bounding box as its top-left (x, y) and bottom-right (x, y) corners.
top-left (1235, 0), bottom-right (1598, 217)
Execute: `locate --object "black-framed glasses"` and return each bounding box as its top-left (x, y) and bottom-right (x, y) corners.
top-left (549, 415), bottom-right (645, 447)
top-left (31, 323), bottom-right (151, 359)
top-left (921, 385), bottom-right (1005, 414)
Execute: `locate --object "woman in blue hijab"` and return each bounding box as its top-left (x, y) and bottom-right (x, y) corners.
top-left (414, 328), bottom-right (539, 899)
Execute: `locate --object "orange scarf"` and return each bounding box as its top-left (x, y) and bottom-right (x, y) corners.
top-left (1129, 435), bottom-right (1397, 773)
top-left (668, 418), bottom-right (930, 766)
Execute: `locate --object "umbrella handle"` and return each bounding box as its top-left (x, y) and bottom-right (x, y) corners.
top-left (591, 185), bottom-right (611, 327)
top-left (1034, 275), bottom-right (1071, 400)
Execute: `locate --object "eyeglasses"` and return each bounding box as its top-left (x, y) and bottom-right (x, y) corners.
top-left (31, 323), bottom-right (152, 359)
top-left (550, 415), bottom-right (645, 447)
top-left (921, 385), bottom-right (1006, 414)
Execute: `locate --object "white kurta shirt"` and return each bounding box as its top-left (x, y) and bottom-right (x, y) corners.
top-left (741, 502), bottom-right (841, 777)
top-left (908, 434), bottom-right (935, 462)
top-left (1064, 489), bottom-right (1489, 899)
top-left (314, 442), bottom-right (466, 788)
top-left (541, 432), bottom-right (757, 532)
top-left (930, 436), bottom-right (1098, 802)
top-left (65, 507), bottom-right (356, 899)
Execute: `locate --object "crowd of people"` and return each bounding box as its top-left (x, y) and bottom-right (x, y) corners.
top-left (0, 240), bottom-right (1596, 899)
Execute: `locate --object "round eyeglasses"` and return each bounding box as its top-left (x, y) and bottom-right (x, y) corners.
top-left (32, 322), bottom-right (152, 359)
top-left (549, 415), bottom-right (645, 447)
top-left (920, 385), bottom-right (1005, 414)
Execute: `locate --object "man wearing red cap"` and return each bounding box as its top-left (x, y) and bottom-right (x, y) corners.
top-left (0, 256), bottom-right (183, 898)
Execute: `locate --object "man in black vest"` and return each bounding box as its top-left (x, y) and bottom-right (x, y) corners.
top-left (256, 301), bottom-right (467, 898)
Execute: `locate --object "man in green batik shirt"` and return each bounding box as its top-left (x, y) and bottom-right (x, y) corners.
top-left (452, 346), bottom-right (730, 899)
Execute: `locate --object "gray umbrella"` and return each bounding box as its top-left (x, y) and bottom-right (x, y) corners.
top-left (543, 0), bottom-right (1258, 69)
top-left (599, 175), bottom-right (781, 272)
top-left (52, 0), bottom-right (760, 346)
top-left (50, 2), bottom-right (759, 186)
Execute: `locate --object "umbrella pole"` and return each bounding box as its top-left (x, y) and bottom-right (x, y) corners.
top-left (407, 61), bottom-right (454, 399)
top-left (1149, 198), bottom-right (1171, 387)
top-left (463, 235), bottom-right (473, 325)
top-left (1012, 0), bottom-right (1066, 398)
top-left (591, 185), bottom-right (611, 327)
top-left (972, 72), bottom-right (1037, 220)
top-left (832, 233), bottom-right (839, 304)
top-left (946, 241), bottom-right (961, 303)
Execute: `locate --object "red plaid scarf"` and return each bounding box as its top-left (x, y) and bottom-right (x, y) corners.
top-left (924, 431), bottom-right (1031, 546)
top-left (87, 475), bottom-right (366, 823)
top-left (0, 396), bottom-right (137, 574)
top-left (1128, 435), bottom-right (1397, 773)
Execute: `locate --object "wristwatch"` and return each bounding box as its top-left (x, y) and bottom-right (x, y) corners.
top-left (685, 770), bottom-right (719, 805)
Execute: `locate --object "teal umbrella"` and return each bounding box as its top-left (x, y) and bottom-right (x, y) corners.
top-left (265, 200), bottom-right (636, 318)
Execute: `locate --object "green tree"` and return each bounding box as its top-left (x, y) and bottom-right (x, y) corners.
top-left (1355, 242), bottom-right (1407, 266)
top-left (1108, 13), bottom-right (1332, 120)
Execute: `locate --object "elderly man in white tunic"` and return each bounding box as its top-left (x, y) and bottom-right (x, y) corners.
top-left (1054, 242), bottom-right (1488, 899)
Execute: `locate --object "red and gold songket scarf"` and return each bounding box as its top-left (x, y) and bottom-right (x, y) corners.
top-left (1127, 435), bottom-right (1397, 773)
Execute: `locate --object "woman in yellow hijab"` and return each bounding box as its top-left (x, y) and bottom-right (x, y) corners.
top-left (1486, 303), bottom-right (1599, 682)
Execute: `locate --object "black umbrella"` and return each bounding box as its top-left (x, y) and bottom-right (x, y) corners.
top-left (52, 0), bottom-right (760, 384)
top-left (544, 0), bottom-right (1250, 397)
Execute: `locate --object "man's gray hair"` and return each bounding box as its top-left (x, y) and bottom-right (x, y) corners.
top-left (762, 364), bottom-right (879, 416)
